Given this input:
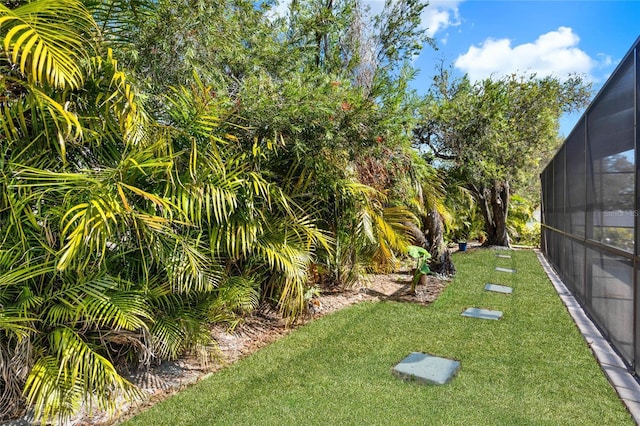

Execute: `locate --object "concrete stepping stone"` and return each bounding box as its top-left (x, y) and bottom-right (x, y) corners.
top-left (495, 266), bottom-right (516, 273)
top-left (495, 254), bottom-right (512, 259)
top-left (461, 307), bottom-right (503, 320)
top-left (392, 352), bottom-right (460, 385)
top-left (484, 283), bottom-right (513, 294)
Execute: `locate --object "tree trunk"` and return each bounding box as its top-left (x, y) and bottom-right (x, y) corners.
top-left (423, 208), bottom-right (455, 276)
top-left (474, 180), bottom-right (510, 247)
top-left (405, 220), bottom-right (426, 248)
top-left (405, 211), bottom-right (456, 276)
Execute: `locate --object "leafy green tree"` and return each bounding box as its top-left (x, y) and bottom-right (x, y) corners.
top-left (0, 0), bottom-right (446, 419)
top-left (1, 0), bottom-right (146, 420)
top-left (129, 0), bottom-right (434, 286)
top-left (285, 0), bottom-right (433, 95)
top-left (0, 0), bottom-right (329, 421)
top-left (252, 1), bottom-right (436, 281)
top-left (371, 0), bottom-right (433, 76)
top-left (416, 68), bottom-right (591, 246)
top-left (130, 0), bottom-right (290, 96)
top-left (224, 69), bottom-right (417, 287)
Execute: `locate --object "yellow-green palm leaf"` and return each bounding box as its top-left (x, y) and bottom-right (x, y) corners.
top-left (24, 328), bottom-right (141, 424)
top-left (0, 0), bottom-right (97, 89)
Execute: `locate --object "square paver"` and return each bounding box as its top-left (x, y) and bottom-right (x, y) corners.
top-left (484, 283), bottom-right (513, 294)
top-left (392, 352), bottom-right (460, 385)
top-left (495, 266), bottom-right (516, 273)
top-left (495, 254), bottom-right (512, 259)
top-left (461, 307), bottom-right (503, 320)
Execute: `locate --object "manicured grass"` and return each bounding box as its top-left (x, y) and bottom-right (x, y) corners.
top-left (125, 249), bottom-right (632, 425)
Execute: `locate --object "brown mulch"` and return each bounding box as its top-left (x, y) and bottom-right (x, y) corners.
top-left (207, 265), bottom-right (449, 372)
top-left (86, 266), bottom-right (452, 425)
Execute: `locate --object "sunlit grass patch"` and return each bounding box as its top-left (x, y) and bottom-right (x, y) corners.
top-left (126, 249), bottom-right (632, 425)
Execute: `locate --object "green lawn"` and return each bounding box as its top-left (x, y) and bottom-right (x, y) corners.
top-left (125, 249), bottom-right (632, 425)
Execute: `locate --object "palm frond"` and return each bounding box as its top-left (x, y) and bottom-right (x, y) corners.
top-left (24, 328), bottom-right (141, 424)
top-left (210, 218), bottom-right (261, 260)
top-left (0, 0), bottom-right (97, 89)
top-left (149, 316), bottom-right (186, 361)
top-left (273, 275), bottom-right (306, 322)
top-left (49, 273), bottom-right (152, 330)
top-left (170, 160), bottom-right (243, 227)
top-left (149, 310), bottom-right (212, 364)
top-left (165, 236), bottom-right (222, 293)
top-left (377, 206), bottom-right (414, 252)
top-left (86, 0), bottom-right (154, 48)
top-left (57, 195), bottom-right (122, 271)
top-left (89, 48), bottom-right (149, 145)
top-left (206, 275), bottom-right (260, 331)
top-left (370, 206), bottom-right (414, 271)
top-left (0, 257), bottom-right (56, 290)
top-left (0, 85), bottom-right (83, 161)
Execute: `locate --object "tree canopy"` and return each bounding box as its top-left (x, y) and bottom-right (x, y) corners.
top-left (0, 0), bottom-right (594, 421)
top-left (415, 68), bottom-right (591, 245)
top-left (0, 0), bottom-right (440, 422)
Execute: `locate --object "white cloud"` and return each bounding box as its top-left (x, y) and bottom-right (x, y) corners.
top-left (367, 1), bottom-right (462, 38)
top-left (422, 1), bottom-right (462, 38)
top-left (454, 27), bottom-right (601, 82)
top-left (596, 52), bottom-right (613, 68)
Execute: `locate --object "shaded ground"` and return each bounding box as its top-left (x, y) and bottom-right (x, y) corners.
top-left (107, 265), bottom-right (451, 425)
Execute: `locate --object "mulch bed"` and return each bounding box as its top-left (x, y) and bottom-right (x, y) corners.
top-left (80, 267), bottom-right (452, 425)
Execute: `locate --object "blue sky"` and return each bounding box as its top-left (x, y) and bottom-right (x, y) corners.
top-left (405, 0), bottom-right (640, 136)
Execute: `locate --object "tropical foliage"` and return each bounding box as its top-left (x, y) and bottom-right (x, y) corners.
top-left (1, 0), bottom-right (589, 422)
top-left (0, 0), bottom-right (432, 422)
top-left (415, 67), bottom-right (591, 246)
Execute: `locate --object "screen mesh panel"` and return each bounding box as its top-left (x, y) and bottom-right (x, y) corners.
top-left (541, 39), bottom-right (639, 372)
